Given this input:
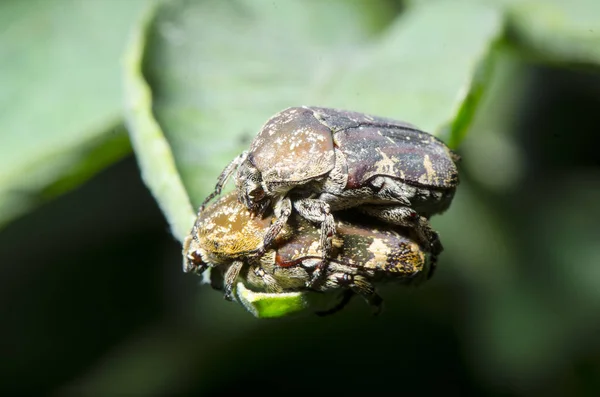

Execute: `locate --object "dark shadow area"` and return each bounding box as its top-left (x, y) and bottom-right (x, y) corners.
top-left (0, 156), bottom-right (181, 394)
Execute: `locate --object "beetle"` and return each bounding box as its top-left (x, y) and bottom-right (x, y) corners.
top-left (184, 192), bottom-right (433, 313)
top-left (201, 106), bottom-right (457, 286)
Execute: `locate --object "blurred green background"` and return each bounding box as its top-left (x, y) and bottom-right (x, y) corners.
top-left (1, 0), bottom-right (600, 395)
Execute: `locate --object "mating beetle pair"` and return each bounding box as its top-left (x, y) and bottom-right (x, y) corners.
top-left (197, 106), bottom-right (459, 287)
top-left (184, 193), bottom-right (432, 314)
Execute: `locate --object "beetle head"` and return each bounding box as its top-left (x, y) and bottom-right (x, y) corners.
top-left (183, 232), bottom-right (209, 273)
top-left (184, 247), bottom-right (209, 275)
top-left (236, 158), bottom-right (272, 216)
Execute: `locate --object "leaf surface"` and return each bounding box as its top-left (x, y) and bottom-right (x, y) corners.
top-left (0, 0), bottom-right (148, 228)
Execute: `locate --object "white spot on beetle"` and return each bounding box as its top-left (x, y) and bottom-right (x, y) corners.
top-left (365, 238), bottom-right (392, 269)
top-left (307, 241), bottom-right (321, 256)
top-left (421, 154), bottom-right (437, 184)
top-left (373, 149), bottom-right (398, 174)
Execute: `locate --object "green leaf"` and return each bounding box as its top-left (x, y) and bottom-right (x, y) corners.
top-left (507, 0), bottom-right (600, 65)
top-left (124, 1), bottom-right (195, 242)
top-left (0, 0), bottom-right (148, 229)
top-left (234, 282), bottom-right (338, 319)
top-left (126, 0), bottom-right (502, 317)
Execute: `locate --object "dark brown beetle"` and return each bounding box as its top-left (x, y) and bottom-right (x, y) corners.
top-left (185, 193), bottom-right (433, 314)
top-left (202, 106), bottom-right (458, 286)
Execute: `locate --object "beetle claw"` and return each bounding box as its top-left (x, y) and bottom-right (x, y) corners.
top-left (307, 262), bottom-right (326, 288)
top-left (223, 289), bottom-right (234, 301)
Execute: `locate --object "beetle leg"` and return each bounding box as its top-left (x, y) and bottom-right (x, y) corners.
top-left (426, 252), bottom-right (439, 280)
top-left (223, 260), bottom-right (244, 301)
top-left (252, 197), bottom-right (293, 257)
top-left (351, 275), bottom-right (383, 315)
top-left (358, 205), bottom-right (443, 257)
top-left (359, 204), bottom-right (419, 228)
top-left (209, 268), bottom-right (224, 291)
top-left (315, 290), bottom-right (355, 317)
top-left (371, 176), bottom-right (454, 217)
top-left (315, 211), bottom-right (336, 285)
top-left (292, 198), bottom-right (336, 287)
top-left (369, 176), bottom-right (412, 206)
top-left (248, 265), bottom-right (284, 293)
top-left (333, 273), bottom-right (382, 315)
top-left (199, 151), bottom-right (248, 211)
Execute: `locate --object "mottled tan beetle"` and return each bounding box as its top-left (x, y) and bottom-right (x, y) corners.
top-left (201, 107), bottom-right (457, 286)
top-left (184, 192), bottom-right (433, 313)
